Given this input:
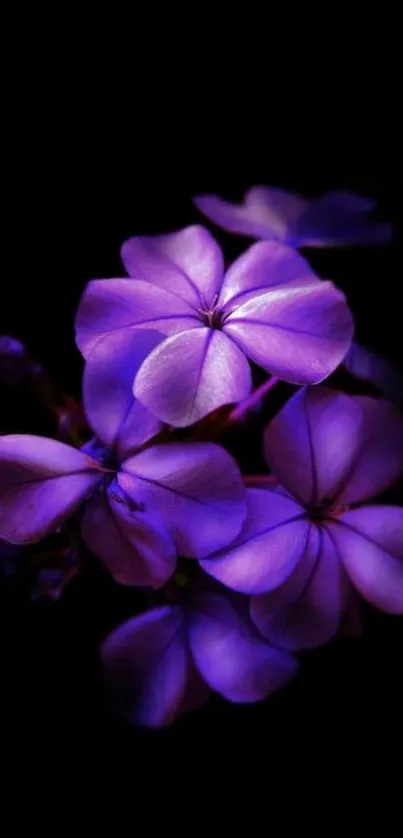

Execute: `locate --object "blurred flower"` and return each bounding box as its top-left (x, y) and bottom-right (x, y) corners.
top-left (344, 342), bottom-right (403, 407)
top-left (0, 336), bottom-right (44, 385)
top-left (76, 226), bottom-right (353, 427)
top-left (201, 387), bottom-right (403, 648)
top-left (101, 589), bottom-right (298, 728)
top-left (0, 539), bottom-right (22, 581)
top-left (0, 330), bottom-right (246, 588)
top-left (29, 545), bottom-right (81, 602)
top-left (193, 187), bottom-right (392, 248)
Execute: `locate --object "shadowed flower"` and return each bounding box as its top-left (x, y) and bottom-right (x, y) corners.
top-left (193, 187), bottom-right (393, 248)
top-left (344, 342), bottom-right (403, 407)
top-left (0, 336), bottom-right (44, 385)
top-left (200, 387), bottom-right (403, 649)
top-left (0, 330), bottom-right (246, 588)
top-left (75, 226), bottom-right (353, 427)
top-left (101, 589), bottom-right (298, 729)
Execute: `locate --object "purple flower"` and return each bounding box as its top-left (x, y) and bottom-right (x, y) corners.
top-left (76, 226), bottom-right (353, 427)
top-left (101, 589), bottom-right (298, 728)
top-left (345, 342), bottom-right (403, 407)
top-left (200, 387), bottom-right (403, 649)
top-left (0, 330), bottom-right (246, 588)
top-left (193, 187), bottom-right (393, 248)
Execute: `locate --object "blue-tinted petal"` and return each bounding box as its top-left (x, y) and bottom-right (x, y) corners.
top-left (188, 591), bottom-right (298, 703)
top-left (121, 225), bottom-right (224, 309)
top-left (101, 606), bottom-right (191, 728)
top-left (134, 328), bottom-right (251, 427)
top-left (250, 525), bottom-right (351, 649)
top-left (119, 443), bottom-right (247, 558)
top-left (75, 279), bottom-right (200, 359)
top-left (81, 479), bottom-right (176, 588)
top-left (327, 507), bottom-right (403, 614)
top-left (200, 487), bottom-right (308, 594)
top-left (83, 329), bottom-right (163, 457)
top-left (0, 435), bottom-right (102, 543)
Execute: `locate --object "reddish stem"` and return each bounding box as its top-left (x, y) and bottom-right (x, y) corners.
top-left (227, 376), bottom-right (280, 424)
top-left (243, 474), bottom-right (277, 486)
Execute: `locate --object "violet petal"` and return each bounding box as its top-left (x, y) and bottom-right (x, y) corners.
top-left (194, 186), bottom-right (309, 242)
top-left (121, 225), bottom-right (224, 309)
top-left (200, 487), bottom-right (308, 594)
top-left (0, 435), bottom-right (102, 543)
top-left (81, 479), bottom-right (176, 588)
top-left (119, 443), bottom-right (247, 558)
top-left (101, 606), bottom-right (190, 728)
top-left (134, 328), bottom-right (252, 427)
top-left (75, 278), bottom-right (200, 359)
top-left (263, 387), bottom-right (363, 507)
top-left (327, 507), bottom-right (403, 614)
top-left (250, 525), bottom-right (351, 649)
top-left (188, 591), bottom-right (298, 703)
top-left (219, 241), bottom-right (319, 308)
top-left (223, 281), bottom-right (353, 384)
top-left (83, 329), bottom-right (163, 457)
top-left (333, 397), bottom-right (403, 507)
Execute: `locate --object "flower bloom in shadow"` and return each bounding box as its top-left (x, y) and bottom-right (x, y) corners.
top-left (76, 226), bottom-right (353, 427)
top-left (0, 336), bottom-right (44, 385)
top-left (344, 342), bottom-right (403, 407)
top-left (200, 387), bottom-right (403, 649)
top-left (101, 589), bottom-right (298, 729)
top-left (0, 330), bottom-right (246, 588)
top-left (193, 187), bottom-right (393, 248)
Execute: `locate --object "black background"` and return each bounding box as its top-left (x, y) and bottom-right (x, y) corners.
top-left (1, 152), bottom-right (402, 790)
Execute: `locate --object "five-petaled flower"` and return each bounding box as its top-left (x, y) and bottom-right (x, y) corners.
top-left (101, 589), bottom-right (298, 729)
top-left (76, 226), bottom-right (354, 427)
top-left (194, 187), bottom-right (392, 248)
top-left (200, 387), bottom-right (403, 648)
top-left (0, 329), bottom-right (246, 588)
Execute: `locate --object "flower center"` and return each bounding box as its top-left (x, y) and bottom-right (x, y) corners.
top-left (308, 497), bottom-right (335, 522)
top-left (308, 497), bottom-right (349, 522)
top-left (81, 437), bottom-right (119, 470)
top-left (199, 306), bottom-right (224, 329)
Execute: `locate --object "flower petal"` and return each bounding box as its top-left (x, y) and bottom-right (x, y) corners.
top-left (83, 330), bottom-right (163, 457)
top-left (0, 435), bottom-right (102, 543)
top-left (200, 487), bottom-right (308, 593)
top-left (119, 443), bottom-right (247, 558)
top-left (75, 279), bottom-right (200, 358)
top-left (263, 387), bottom-right (363, 506)
top-left (188, 591), bottom-right (298, 703)
top-left (294, 190), bottom-right (393, 247)
top-left (121, 225), bottom-right (224, 309)
top-left (134, 328), bottom-right (252, 427)
top-left (219, 241), bottom-right (319, 307)
top-left (101, 606), bottom-right (191, 728)
top-left (81, 480), bottom-right (176, 588)
top-left (250, 525), bottom-right (351, 649)
top-left (193, 186), bottom-right (309, 242)
top-left (333, 397), bottom-right (403, 507)
top-left (327, 507), bottom-right (403, 614)
top-left (223, 281), bottom-right (353, 384)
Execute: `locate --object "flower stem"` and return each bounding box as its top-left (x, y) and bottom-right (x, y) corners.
top-left (243, 474), bottom-right (277, 486)
top-left (227, 376), bottom-right (280, 424)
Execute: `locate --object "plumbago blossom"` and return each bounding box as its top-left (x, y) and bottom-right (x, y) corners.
top-left (76, 226), bottom-right (353, 426)
top-left (194, 187), bottom-right (392, 248)
top-left (0, 329), bottom-right (246, 588)
top-left (200, 388), bottom-right (403, 649)
top-left (102, 589), bottom-right (298, 729)
top-left (1, 184), bottom-right (401, 730)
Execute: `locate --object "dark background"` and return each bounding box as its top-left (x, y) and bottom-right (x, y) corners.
top-left (1, 153), bottom-right (402, 787)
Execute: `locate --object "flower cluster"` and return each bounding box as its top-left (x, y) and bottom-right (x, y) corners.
top-left (1, 186), bottom-right (402, 729)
